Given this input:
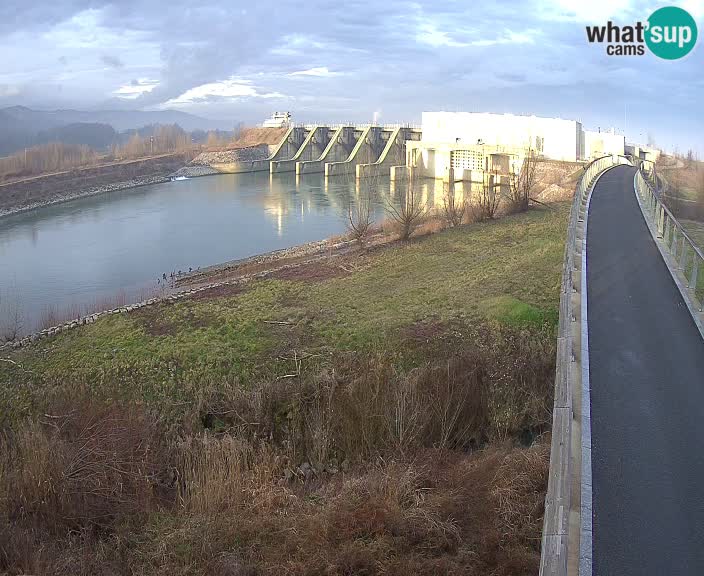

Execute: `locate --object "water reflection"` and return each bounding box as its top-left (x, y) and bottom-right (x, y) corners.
top-left (0, 171), bottom-right (478, 336)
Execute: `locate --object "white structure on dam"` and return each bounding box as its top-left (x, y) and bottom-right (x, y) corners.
top-left (262, 112), bottom-right (292, 128)
top-left (420, 111), bottom-right (583, 162)
top-left (406, 111), bottom-right (627, 181)
top-left (582, 128), bottom-right (626, 160)
top-left (200, 111), bottom-right (628, 182)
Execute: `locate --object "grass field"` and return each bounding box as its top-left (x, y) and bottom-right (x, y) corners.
top-left (0, 201), bottom-right (570, 575)
top-left (682, 219), bottom-right (704, 252)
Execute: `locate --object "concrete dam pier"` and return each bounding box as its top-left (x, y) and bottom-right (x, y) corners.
top-left (210, 125), bottom-right (421, 178)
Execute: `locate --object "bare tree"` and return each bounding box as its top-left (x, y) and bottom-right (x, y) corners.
top-left (0, 291), bottom-right (23, 343)
top-left (347, 184), bottom-right (375, 250)
top-left (442, 178), bottom-right (466, 227)
top-left (386, 167), bottom-right (426, 240)
top-left (508, 149), bottom-right (539, 212)
top-left (476, 171), bottom-right (501, 220)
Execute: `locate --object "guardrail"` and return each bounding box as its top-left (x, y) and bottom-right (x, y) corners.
top-left (540, 154), bottom-right (632, 576)
top-left (634, 166), bottom-right (704, 325)
top-left (294, 123), bottom-right (422, 130)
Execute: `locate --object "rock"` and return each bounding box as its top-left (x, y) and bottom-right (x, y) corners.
top-left (169, 165), bottom-right (220, 178)
top-left (190, 145), bottom-right (270, 167)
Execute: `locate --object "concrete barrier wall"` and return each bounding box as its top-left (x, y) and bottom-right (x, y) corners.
top-left (356, 128), bottom-right (422, 179)
top-left (389, 165), bottom-right (409, 181)
top-left (325, 126), bottom-right (385, 177)
top-left (270, 126), bottom-right (331, 174)
top-left (540, 155), bottom-right (633, 576)
top-left (297, 127), bottom-right (357, 175)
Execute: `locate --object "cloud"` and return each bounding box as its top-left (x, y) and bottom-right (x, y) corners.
top-left (163, 77), bottom-right (285, 105)
top-left (0, 0), bottom-right (701, 153)
top-left (288, 67), bottom-right (341, 78)
top-left (416, 22), bottom-right (470, 47)
top-left (539, 0), bottom-right (635, 22)
top-left (0, 84), bottom-right (20, 98)
top-left (114, 78), bottom-right (159, 99)
top-left (101, 54), bottom-right (124, 69)
top-left (270, 34), bottom-right (329, 56)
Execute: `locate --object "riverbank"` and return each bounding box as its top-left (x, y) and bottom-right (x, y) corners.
top-left (0, 175), bottom-right (171, 218)
top-left (0, 234), bottom-right (358, 351)
top-left (0, 203), bottom-right (567, 575)
top-left (0, 154), bottom-right (188, 218)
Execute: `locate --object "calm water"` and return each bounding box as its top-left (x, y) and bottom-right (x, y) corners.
top-left (0, 171), bottom-right (452, 335)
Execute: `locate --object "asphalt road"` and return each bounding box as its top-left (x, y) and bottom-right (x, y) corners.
top-left (588, 165), bottom-right (704, 575)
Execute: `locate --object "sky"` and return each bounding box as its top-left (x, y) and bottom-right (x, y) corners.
top-left (0, 0), bottom-right (702, 153)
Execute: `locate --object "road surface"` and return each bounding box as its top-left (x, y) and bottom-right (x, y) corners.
top-left (588, 165), bottom-right (704, 575)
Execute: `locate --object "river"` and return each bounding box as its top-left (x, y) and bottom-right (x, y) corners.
top-left (0, 171), bottom-right (453, 336)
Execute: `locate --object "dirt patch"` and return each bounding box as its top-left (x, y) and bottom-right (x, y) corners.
top-left (537, 183), bottom-right (573, 203)
top-left (135, 303), bottom-right (210, 336)
top-left (532, 160), bottom-right (581, 202)
top-left (229, 127), bottom-right (288, 148)
top-left (187, 283), bottom-right (245, 302)
top-left (403, 319), bottom-right (449, 343)
top-left (133, 305), bottom-right (177, 336)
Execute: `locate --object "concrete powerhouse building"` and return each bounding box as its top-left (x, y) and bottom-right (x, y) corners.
top-left (409, 111), bottom-right (626, 180)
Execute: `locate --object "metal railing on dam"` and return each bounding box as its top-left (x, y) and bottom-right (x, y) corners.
top-left (634, 164), bottom-right (704, 335)
top-left (294, 122), bottom-right (421, 131)
top-left (540, 154), bottom-right (632, 576)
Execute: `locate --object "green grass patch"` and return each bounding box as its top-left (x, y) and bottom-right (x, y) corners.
top-left (682, 219), bottom-right (704, 252)
top-left (1, 203), bottom-right (570, 423)
top-left (481, 295), bottom-right (558, 328)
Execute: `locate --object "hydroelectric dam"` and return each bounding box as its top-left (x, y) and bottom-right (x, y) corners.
top-left (197, 125), bottom-right (422, 179)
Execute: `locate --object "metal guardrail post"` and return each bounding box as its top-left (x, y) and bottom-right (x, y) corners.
top-left (634, 165), bottom-right (704, 328)
top-left (679, 237), bottom-right (688, 270)
top-left (691, 258), bottom-right (699, 293)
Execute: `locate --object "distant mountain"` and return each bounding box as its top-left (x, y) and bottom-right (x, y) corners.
top-left (0, 106), bottom-right (225, 156)
top-left (36, 123), bottom-right (117, 151)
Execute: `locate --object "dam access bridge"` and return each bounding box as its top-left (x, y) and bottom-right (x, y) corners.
top-left (209, 124), bottom-right (422, 178)
top-left (540, 156), bottom-right (704, 576)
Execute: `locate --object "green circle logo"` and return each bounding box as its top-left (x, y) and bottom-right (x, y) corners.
top-left (645, 6), bottom-right (698, 60)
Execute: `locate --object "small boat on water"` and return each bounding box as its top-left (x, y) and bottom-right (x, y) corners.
top-left (171, 176), bottom-right (189, 181)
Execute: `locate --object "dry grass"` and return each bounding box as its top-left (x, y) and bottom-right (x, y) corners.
top-left (35, 286), bottom-right (164, 333)
top-left (0, 333), bottom-right (554, 575)
top-left (0, 201), bottom-right (567, 574)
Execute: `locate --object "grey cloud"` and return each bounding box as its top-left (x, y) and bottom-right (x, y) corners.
top-left (0, 0), bottom-right (702, 153)
top-left (101, 54), bottom-right (124, 69)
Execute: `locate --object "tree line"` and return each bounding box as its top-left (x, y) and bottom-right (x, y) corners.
top-left (0, 124), bottom-right (235, 183)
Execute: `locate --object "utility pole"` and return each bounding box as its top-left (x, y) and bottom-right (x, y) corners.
top-left (24, 147), bottom-right (27, 169)
top-left (150, 136), bottom-right (154, 156)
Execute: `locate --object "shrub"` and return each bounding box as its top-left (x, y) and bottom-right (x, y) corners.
top-left (386, 167), bottom-right (426, 240)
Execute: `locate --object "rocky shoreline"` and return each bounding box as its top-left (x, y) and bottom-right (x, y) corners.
top-left (169, 165), bottom-right (221, 178)
top-left (0, 175), bottom-right (171, 219)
